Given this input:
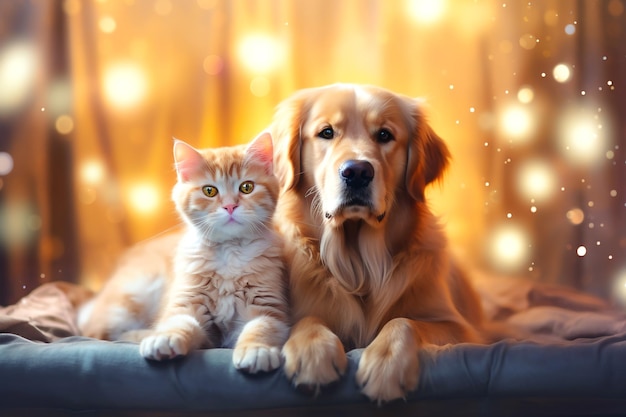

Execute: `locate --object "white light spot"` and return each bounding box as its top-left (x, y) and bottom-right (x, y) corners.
top-left (238, 34), bottom-right (284, 74)
top-left (128, 183), bottom-right (160, 214)
top-left (80, 160), bottom-right (105, 184)
top-left (499, 106), bottom-right (534, 140)
top-left (407, 0), bottom-right (446, 24)
top-left (0, 40), bottom-right (38, 116)
top-left (0, 152), bottom-right (14, 175)
top-left (517, 159), bottom-right (556, 201)
top-left (517, 86), bottom-right (534, 103)
top-left (103, 62), bottom-right (148, 110)
top-left (553, 63), bottom-right (571, 83)
top-left (489, 225), bottom-right (531, 270)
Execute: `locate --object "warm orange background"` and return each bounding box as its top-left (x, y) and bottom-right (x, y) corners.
top-left (0, 0), bottom-right (625, 305)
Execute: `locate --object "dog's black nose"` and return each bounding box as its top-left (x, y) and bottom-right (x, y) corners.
top-left (340, 160), bottom-right (374, 189)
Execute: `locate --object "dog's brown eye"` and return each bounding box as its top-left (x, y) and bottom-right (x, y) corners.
top-left (376, 128), bottom-right (394, 143)
top-left (318, 127), bottom-right (335, 140)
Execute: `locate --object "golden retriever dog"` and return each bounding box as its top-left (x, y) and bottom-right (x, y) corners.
top-left (269, 84), bottom-right (486, 403)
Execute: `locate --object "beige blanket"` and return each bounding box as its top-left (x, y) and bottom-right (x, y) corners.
top-left (1, 276), bottom-right (624, 343)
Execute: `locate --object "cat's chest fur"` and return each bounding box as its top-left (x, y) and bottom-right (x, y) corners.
top-left (175, 230), bottom-right (279, 342)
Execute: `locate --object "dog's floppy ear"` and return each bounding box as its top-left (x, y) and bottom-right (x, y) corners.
top-left (405, 100), bottom-right (450, 202)
top-left (270, 92), bottom-right (306, 194)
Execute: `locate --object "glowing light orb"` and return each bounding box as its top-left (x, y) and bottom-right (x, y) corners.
top-left (80, 160), bottom-right (105, 185)
top-left (517, 86), bottom-right (534, 104)
top-left (553, 63), bottom-right (571, 83)
top-left (559, 110), bottom-right (606, 165)
top-left (566, 208), bottom-right (584, 225)
top-left (612, 269), bottom-right (626, 304)
top-left (103, 62), bottom-right (148, 110)
top-left (407, 0), bottom-right (446, 24)
top-left (99, 16), bottom-right (117, 33)
top-left (55, 114), bottom-right (74, 135)
top-left (0, 152), bottom-right (14, 175)
top-left (564, 24), bottom-right (576, 35)
top-left (0, 40), bottom-right (38, 116)
top-left (128, 183), bottom-right (160, 214)
top-left (576, 245), bottom-right (587, 257)
top-left (237, 35), bottom-right (283, 74)
top-left (499, 106), bottom-right (534, 141)
top-left (517, 159), bottom-right (556, 201)
top-left (488, 225), bottom-right (530, 270)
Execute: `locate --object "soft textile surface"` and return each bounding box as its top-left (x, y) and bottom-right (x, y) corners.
top-left (2, 333), bottom-right (626, 415)
top-left (2, 280), bottom-right (626, 415)
top-left (0, 282), bottom-right (92, 342)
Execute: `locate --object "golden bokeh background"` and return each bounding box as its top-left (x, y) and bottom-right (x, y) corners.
top-left (0, 0), bottom-right (625, 306)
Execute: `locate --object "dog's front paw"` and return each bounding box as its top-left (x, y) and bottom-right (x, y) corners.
top-left (139, 332), bottom-right (190, 361)
top-left (356, 318), bottom-right (420, 403)
top-left (282, 316), bottom-right (347, 395)
top-left (233, 344), bottom-right (282, 373)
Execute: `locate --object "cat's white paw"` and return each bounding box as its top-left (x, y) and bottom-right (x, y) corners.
top-left (233, 345), bottom-right (282, 373)
top-left (139, 332), bottom-right (190, 361)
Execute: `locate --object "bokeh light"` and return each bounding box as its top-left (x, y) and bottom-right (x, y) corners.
top-left (80, 160), bottom-right (105, 185)
top-left (519, 33), bottom-right (537, 50)
top-left (203, 55), bottom-right (224, 75)
top-left (0, 40), bottom-right (38, 116)
top-left (103, 62), bottom-right (148, 110)
top-left (0, 152), bottom-right (14, 176)
top-left (55, 114), bottom-right (74, 135)
top-left (488, 224), bottom-right (531, 271)
top-left (559, 109), bottom-right (607, 165)
top-left (128, 183), bottom-right (160, 214)
top-left (566, 208), bottom-right (585, 225)
top-left (517, 86), bottom-right (534, 104)
top-left (612, 269), bottom-right (626, 305)
top-left (99, 16), bottom-right (117, 34)
top-left (237, 35), bottom-right (284, 74)
top-left (407, 0), bottom-right (446, 24)
top-left (516, 159), bottom-right (556, 202)
top-left (499, 106), bottom-right (534, 141)
top-left (553, 63), bottom-right (571, 83)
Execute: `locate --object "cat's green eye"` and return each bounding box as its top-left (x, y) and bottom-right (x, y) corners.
top-left (239, 181), bottom-right (255, 194)
top-left (202, 185), bottom-right (218, 197)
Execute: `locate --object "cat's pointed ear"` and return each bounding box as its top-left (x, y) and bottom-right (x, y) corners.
top-left (173, 139), bottom-right (205, 182)
top-left (245, 131), bottom-right (274, 175)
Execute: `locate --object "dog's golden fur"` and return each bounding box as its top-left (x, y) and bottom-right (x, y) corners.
top-left (270, 84), bottom-right (486, 402)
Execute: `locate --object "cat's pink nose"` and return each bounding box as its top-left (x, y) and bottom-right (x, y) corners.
top-left (224, 204), bottom-right (238, 215)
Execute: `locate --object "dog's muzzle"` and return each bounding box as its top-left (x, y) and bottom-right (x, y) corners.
top-left (323, 159), bottom-right (386, 224)
top-left (339, 159), bottom-right (374, 189)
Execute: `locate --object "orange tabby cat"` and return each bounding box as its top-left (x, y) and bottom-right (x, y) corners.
top-left (79, 132), bottom-right (290, 373)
